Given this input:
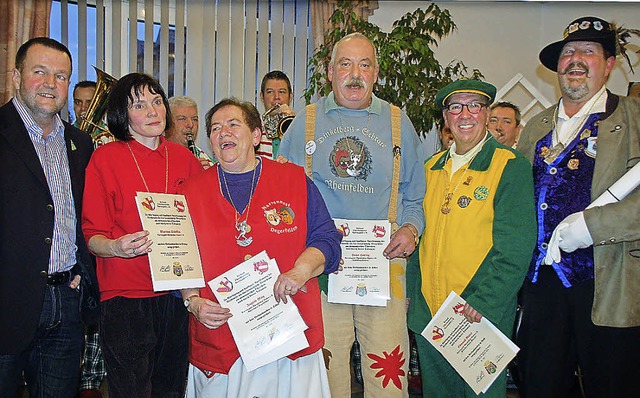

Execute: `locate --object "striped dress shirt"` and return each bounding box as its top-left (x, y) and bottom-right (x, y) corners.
top-left (13, 98), bottom-right (77, 273)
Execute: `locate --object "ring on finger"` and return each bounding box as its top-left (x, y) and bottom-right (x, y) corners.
top-left (285, 286), bottom-right (292, 291)
top-left (402, 250), bottom-right (408, 257)
top-left (133, 247), bottom-right (137, 255)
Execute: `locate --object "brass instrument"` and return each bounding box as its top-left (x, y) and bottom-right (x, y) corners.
top-left (262, 104), bottom-right (294, 140)
top-left (78, 67), bottom-right (117, 140)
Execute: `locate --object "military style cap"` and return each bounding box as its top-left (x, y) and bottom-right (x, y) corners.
top-left (539, 16), bottom-right (617, 72)
top-left (435, 79), bottom-right (497, 110)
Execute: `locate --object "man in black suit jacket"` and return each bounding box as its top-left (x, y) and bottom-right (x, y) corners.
top-left (0, 37), bottom-right (98, 398)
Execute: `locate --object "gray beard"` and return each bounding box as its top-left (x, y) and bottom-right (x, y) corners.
top-left (560, 80), bottom-right (589, 101)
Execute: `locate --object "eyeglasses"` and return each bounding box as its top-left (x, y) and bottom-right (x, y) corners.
top-left (445, 102), bottom-right (486, 115)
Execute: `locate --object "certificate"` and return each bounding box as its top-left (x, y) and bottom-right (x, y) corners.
top-left (422, 291), bottom-right (519, 395)
top-left (209, 250), bottom-right (309, 372)
top-left (135, 192), bottom-right (205, 291)
top-left (328, 219), bottom-right (391, 306)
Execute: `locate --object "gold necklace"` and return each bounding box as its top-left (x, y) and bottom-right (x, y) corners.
top-left (127, 142), bottom-right (169, 193)
top-left (336, 105), bottom-right (371, 177)
top-left (219, 158), bottom-right (260, 247)
top-left (545, 90), bottom-right (605, 164)
top-left (440, 135), bottom-right (489, 215)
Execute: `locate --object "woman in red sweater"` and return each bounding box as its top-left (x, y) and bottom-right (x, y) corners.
top-left (82, 73), bottom-right (202, 398)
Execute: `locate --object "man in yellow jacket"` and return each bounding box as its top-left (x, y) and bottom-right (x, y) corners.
top-left (407, 79), bottom-right (536, 397)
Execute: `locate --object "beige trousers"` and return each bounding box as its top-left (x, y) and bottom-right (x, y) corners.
top-left (321, 257), bottom-right (409, 398)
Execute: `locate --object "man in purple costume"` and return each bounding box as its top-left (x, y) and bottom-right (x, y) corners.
top-left (517, 16), bottom-right (640, 398)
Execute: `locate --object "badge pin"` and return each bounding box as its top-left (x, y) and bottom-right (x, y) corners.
top-left (580, 129), bottom-right (592, 140)
top-left (585, 137), bottom-right (598, 158)
top-left (305, 140), bottom-right (316, 155)
top-left (463, 176), bottom-right (473, 186)
top-left (539, 146), bottom-right (550, 158)
top-left (474, 186), bottom-right (489, 201)
top-left (567, 158), bottom-right (580, 170)
top-left (457, 195), bottom-right (472, 208)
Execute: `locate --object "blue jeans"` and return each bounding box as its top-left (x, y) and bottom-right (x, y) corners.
top-left (0, 285), bottom-right (84, 398)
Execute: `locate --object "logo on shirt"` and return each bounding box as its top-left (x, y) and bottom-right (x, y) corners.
top-left (329, 136), bottom-right (372, 180)
top-left (263, 201), bottom-right (298, 234)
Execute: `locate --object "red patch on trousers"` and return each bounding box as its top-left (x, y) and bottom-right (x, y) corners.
top-left (367, 345), bottom-right (406, 389)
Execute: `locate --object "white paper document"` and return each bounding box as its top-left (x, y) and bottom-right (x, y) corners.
top-left (328, 219), bottom-right (391, 306)
top-left (209, 250), bottom-right (309, 372)
top-left (422, 291), bottom-right (519, 395)
top-left (135, 192), bottom-right (205, 291)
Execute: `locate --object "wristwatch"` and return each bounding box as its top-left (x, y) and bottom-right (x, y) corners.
top-left (183, 294), bottom-right (200, 311)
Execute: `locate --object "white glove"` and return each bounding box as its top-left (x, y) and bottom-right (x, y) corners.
top-left (557, 211), bottom-right (593, 253)
top-left (544, 212), bottom-right (593, 265)
top-left (544, 227), bottom-right (562, 265)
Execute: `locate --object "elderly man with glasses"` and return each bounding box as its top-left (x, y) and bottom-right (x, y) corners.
top-left (406, 79), bottom-right (536, 397)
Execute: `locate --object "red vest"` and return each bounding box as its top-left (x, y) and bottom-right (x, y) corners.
top-left (180, 159), bottom-right (323, 375)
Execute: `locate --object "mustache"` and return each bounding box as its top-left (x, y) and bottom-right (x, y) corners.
top-left (342, 77), bottom-right (365, 88)
top-left (558, 62), bottom-right (590, 76)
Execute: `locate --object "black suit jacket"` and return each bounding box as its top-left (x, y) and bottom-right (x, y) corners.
top-left (0, 100), bottom-right (99, 354)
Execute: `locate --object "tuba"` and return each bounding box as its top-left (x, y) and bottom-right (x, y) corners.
top-left (78, 67), bottom-right (117, 139)
top-left (262, 104), bottom-right (294, 140)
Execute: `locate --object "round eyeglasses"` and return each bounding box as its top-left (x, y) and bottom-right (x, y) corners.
top-left (445, 102), bottom-right (486, 115)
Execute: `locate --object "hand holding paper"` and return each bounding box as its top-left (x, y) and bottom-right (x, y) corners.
top-left (189, 297), bottom-right (232, 330)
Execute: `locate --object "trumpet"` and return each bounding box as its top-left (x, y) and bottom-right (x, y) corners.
top-left (262, 104), bottom-right (294, 140)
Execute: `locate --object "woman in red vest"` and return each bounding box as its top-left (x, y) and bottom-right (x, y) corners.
top-left (179, 98), bottom-right (342, 397)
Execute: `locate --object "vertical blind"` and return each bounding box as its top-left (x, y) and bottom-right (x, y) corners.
top-left (52, 0), bottom-right (314, 151)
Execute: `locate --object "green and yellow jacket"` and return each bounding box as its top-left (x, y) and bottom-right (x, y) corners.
top-left (408, 135), bottom-right (536, 335)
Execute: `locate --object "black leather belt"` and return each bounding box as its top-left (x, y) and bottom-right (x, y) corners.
top-left (47, 270), bottom-right (74, 285)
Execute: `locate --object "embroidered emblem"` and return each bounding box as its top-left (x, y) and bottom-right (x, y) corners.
top-left (474, 186), bottom-right (489, 201)
top-left (279, 206), bottom-right (294, 225)
top-left (585, 137), bottom-right (598, 158)
top-left (172, 262), bottom-right (183, 277)
top-left (457, 195), bottom-right (472, 208)
top-left (540, 146), bottom-right (550, 158)
top-left (263, 201), bottom-right (297, 233)
top-left (567, 158), bottom-right (580, 170)
top-left (329, 136), bottom-right (372, 180)
top-left (265, 208), bottom-right (281, 226)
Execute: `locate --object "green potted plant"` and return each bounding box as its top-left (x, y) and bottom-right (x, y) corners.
top-left (305, 1), bottom-right (483, 136)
